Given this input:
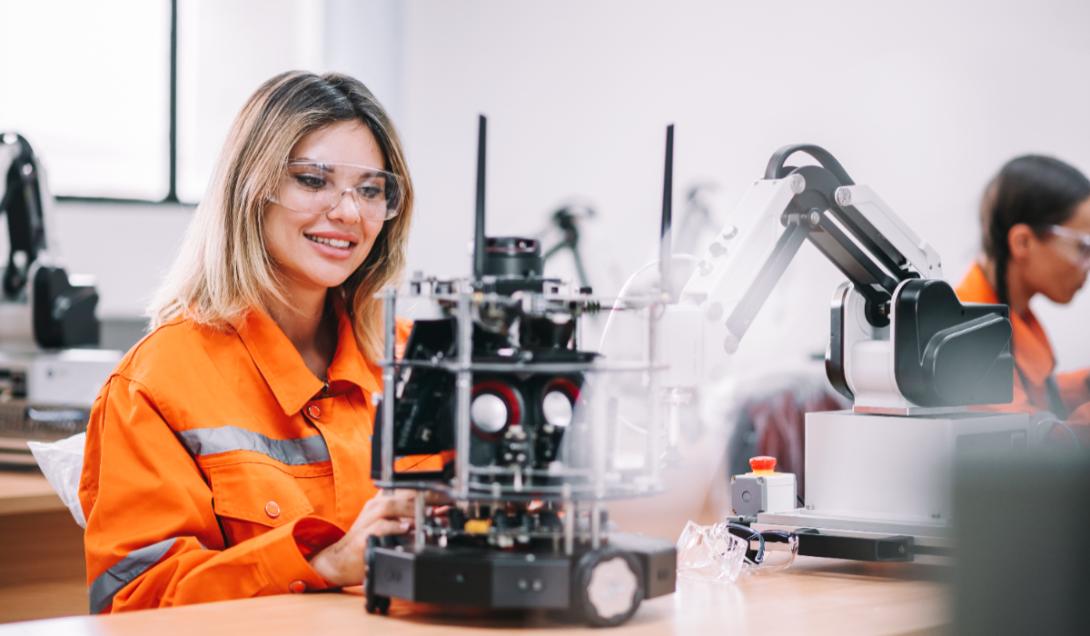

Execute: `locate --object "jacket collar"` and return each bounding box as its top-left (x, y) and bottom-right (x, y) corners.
top-left (327, 304), bottom-right (381, 399)
top-left (232, 302), bottom-right (377, 416)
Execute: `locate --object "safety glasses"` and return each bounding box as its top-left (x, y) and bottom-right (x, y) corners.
top-left (268, 160), bottom-right (403, 222)
top-left (1047, 225), bottom-right (1090, 269)
top-left (676, 520), bottom-right (799, 584)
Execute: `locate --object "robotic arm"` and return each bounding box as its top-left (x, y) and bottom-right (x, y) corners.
top-left (0, 133), bottom-right (100, 349)
top-left (677, 145), bottom-right (1013, 414)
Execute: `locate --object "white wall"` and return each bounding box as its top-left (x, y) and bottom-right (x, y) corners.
top-left (48, 203), bottom-right (193, 320)
top-left (322, 0), bottom-right (405, 122)
top-left (33, 0), bottom-right (1090, 375)
top-left (176, 0), bottom-right (326, 201)
top-left (397, 0), bottom-right (1090, 372)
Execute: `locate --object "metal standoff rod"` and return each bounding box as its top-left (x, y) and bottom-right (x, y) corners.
top-left (414, 491), bottom-right (426, 549)
top-left (563, 483), bottom-right (575, 556)
top-left (593, 374), bottom-right (608, 500)
top-left (647, 300), bottom-right (662, 485)
top-left (591, 501), bottom-right (602, 549)
top-left (381, 287), bottom-right (397, 485)
top-left (454, 290), bottom-right (473, 498)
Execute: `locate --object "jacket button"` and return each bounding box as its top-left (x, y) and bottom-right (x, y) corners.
top-left (289, 580), bottom-right (306, 594)
top-left (264, 500), bottom-right (281, 518)
top-left (306, 404), bottom-right (322, 419)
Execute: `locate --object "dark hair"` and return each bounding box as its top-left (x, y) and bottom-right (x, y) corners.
top-left (980, 155), bottom-right (1090, 307)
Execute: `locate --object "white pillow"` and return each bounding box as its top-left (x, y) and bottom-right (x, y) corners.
top-left (27, 432), bottom-right (87, 527)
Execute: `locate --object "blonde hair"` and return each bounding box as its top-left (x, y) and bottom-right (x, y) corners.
top-left (149, 71), bottom-right (413, 361)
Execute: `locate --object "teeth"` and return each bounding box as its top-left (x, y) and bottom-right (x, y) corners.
top-left (306, 235), bottom-right (352, 249)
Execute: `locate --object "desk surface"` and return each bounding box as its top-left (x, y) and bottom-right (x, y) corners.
top-left (0, 557), bottom-right (948, 635)
top-left (0, 471), bottom-right (64, 516)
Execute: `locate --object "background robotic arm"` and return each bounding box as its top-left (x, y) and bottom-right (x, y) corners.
top-left (0, 133), bottom-right (100, 349)
top-left (673, 144), bottom-right (1013, 414)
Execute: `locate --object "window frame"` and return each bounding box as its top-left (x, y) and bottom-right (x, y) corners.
top-left (54, 0), bottom-right (181, 206)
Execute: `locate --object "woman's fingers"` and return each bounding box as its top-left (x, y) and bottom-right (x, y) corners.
top-left (349, 492), bottom-right (412, 529)
top-left (365, 493), bottom-right (416, 519)
top-left (350, 490), bottom-right (451, 533)
top-left (366, 518), bottom-right (412, 537)
top-left (423, 490), bottom-right (451, 505)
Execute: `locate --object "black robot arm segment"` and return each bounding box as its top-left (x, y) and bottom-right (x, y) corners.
top-left (723, 146), bottom-right (934, 338)
top-left (679, 144), bottom-right (1010, 410)
top-left (0, 133), bottom-right (49, 300)
top-left (774, 146), bottom-right (925, 322)
top-left (764, 144), bottom-right (855, 184)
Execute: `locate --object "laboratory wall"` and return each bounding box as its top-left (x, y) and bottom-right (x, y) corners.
top-left (41, 0), bottom-right (1090, 373)
top-left (394, 0), bottom-right (1090, 372)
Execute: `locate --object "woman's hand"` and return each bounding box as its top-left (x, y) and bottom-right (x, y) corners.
top-left (308, 490), bottom-right (417, 587)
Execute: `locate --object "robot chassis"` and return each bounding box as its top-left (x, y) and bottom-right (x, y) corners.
top-left (363, 118), bottom-right (677, 627)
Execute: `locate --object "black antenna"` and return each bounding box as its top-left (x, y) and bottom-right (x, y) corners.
top-left (473, 115), bottom-right (487, 280)
top-left (659, 124), bottom-right (674, 299)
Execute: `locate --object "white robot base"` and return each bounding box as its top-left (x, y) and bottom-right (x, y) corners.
top-left (742, 410), bottom-right (1031, 565)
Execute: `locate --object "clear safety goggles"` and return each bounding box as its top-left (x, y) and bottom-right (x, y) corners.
top-left (268, 160), bottom-right (404, 222)
top-left (1046, 225), bottom-right (1090, 270)
top-left (676, 520), bottom-right (798, 583)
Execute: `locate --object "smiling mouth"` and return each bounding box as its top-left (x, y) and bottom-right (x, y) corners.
top-left (305, 234), bottom-right (355, 249)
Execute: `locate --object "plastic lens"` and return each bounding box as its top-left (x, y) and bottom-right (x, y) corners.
top-left (677, 521), bottom-right (799, 583)
top-left (676, 520), bottom-right (748, 583)
top-left (270, 160), bottom-right (403, 221)
top-left (1047, 225), bottom-right (1090, 269)
top-left (742, 529), bottom-right (799, 573)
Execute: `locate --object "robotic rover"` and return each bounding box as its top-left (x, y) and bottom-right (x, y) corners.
top-left (364, 117), bottom-right (677, 627)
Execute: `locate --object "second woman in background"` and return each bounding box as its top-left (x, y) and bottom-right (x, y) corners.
top-left (957, 154), bottom-right (1090, 438)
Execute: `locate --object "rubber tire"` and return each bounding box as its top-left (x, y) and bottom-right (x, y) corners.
top-left (572, 548), bottom-right (644, 627)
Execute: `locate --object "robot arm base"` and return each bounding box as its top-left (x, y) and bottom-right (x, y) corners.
top-left (892, 279), bottom-right (1013, 407)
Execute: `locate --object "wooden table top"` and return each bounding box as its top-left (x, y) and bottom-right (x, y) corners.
top-left (0, 471), bottom-right (65, 516)
top-left (0, 557), bottom-right (948, 635)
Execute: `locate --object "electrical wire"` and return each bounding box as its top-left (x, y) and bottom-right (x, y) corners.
top-left (596, 254), bottom-right (699, 352)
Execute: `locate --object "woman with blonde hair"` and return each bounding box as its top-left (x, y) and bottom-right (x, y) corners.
top-left (79, 71), bottom-right (418, 612)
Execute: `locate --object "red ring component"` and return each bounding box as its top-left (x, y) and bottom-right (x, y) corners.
top-left (749, 455), bottom-right (777, 474)
top-left (543, 377), bottom-right (580, 402)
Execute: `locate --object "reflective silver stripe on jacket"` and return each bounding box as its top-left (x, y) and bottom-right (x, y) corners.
top-left (177, 426), bottom-right (330, 465)
top-left (89, 538), bottom-right (178, 614)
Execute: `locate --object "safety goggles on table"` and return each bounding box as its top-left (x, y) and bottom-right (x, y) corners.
top-left (677, 519), bottom-right (799, 583)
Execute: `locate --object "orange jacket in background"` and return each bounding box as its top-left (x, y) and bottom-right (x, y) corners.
top-left (79, 305), bottom-right (409, 613)
top-left (955, 263), bottom-right (1090, 420)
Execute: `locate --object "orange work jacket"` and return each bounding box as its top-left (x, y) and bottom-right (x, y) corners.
top-left (79, 305), bottom-right (408, 613)
top-left (955, 263), bottom-right (1090, 421)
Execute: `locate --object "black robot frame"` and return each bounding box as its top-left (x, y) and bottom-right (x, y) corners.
top-left (364, 117), bottom-right (679, 627)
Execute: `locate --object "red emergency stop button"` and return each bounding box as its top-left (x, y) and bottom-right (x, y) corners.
top-left (749, 455), bottom-right (777, 475)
